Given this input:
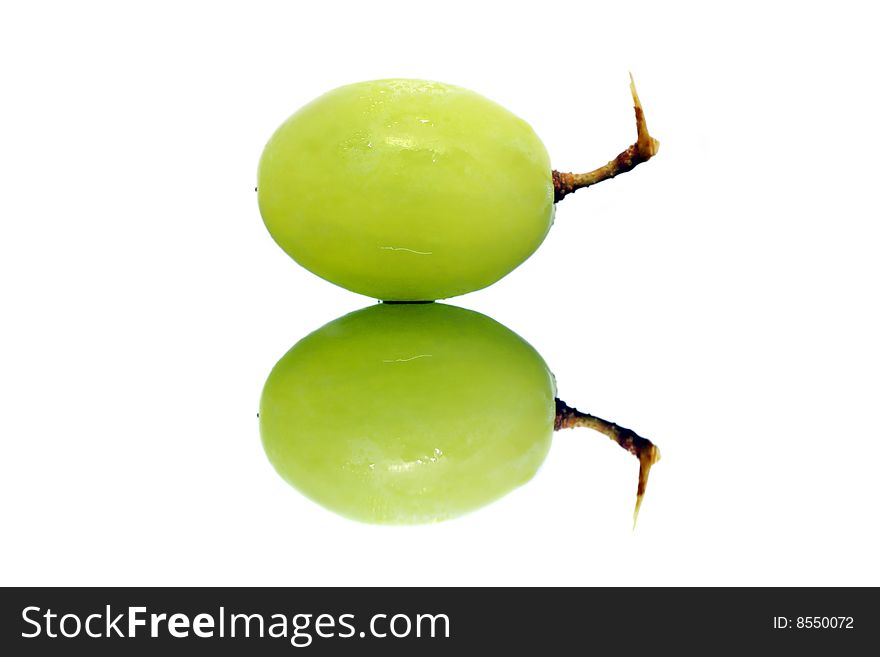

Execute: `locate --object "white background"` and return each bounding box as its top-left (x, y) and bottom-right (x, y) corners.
top-left (1, 1), bottom-right (878, 586)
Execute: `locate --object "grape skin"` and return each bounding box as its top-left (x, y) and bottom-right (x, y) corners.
top-left (258, 79), bottom-right (554, 301)
top-left (259, 303), bottom-right (556, 523)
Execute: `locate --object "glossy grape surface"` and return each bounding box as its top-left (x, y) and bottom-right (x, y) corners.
top-left (260, 303), bottom-right (556, 523)
top-left (258, 79), bottom-right (554, 301)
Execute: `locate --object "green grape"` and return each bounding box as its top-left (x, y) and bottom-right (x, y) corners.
top-left (258, 79), bottom-right (553, 301)
top-left (260, 303), bottom-right (661, 524)
top-left (259, 302), bottom-right (557, 523)
top-left (257, 78), bottom-right (658, 301)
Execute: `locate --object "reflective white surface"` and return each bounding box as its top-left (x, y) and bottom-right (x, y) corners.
top-left (1, 0), bottom-right (877, 586)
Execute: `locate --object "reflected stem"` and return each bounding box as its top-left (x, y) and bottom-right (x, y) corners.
top-left (554, 398), bottom-right (661, 528)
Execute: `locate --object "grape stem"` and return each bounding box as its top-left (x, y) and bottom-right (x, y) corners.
top-left (554, 398), bottom-right (661, 528)
top-left (552, 74), bottom-right (660, 203)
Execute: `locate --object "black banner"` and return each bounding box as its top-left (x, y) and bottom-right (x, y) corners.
top-left (1, 588), bottom-right (876, 654)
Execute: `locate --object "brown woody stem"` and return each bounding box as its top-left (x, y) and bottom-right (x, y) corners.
top-left (552, 74), bottom-right (660, 202)
top-left (555, 398), bottom-right (661, 528)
